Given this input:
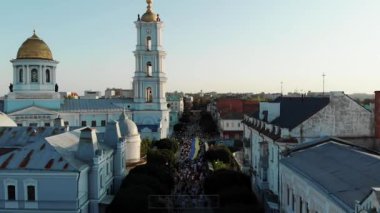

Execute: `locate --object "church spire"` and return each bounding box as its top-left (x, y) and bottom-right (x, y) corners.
top-left (146, 0), bottom-right (153, 12)
top-left (141, 0), bottom-right (157, 22)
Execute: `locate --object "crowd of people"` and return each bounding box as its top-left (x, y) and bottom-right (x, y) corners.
top-left (171, 124), bottom-right (214, 209)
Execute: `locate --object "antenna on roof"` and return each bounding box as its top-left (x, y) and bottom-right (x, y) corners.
top-left (322, 73), bottom-right (326, 95)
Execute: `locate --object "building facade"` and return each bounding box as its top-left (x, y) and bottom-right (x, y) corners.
top-left (0, 111), bottom-right (143, 212)
top-left (280, 137), bottom-right (380, 213)
top-left (242, 92), bottom-right (373, 212)
top-left (3, 0), bottom-right (169, 140)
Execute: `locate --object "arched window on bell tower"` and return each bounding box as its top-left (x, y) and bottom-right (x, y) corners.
top-left (46, 69), bottom-right (50, 83)
top-left (146, 36), bottom-right (152, 51)
top-left (146, 87), bottom-right (153, 103)
top-left (31, 69), bottom-right (38, 83)
top-left (146, 62), bottom-right (152, 77)
top-left (19, 69), bottom-right (23, 83)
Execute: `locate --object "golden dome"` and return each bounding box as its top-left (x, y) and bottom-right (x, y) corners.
top-left (141, 0), bottom-right (157, 22)
top-left (16, 31), bottom-right (53, 60)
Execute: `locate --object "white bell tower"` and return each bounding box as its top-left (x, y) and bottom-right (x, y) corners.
top-left (132, 0), bottom-right (169, 139)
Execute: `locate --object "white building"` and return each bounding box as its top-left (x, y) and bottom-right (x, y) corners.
top-left (280, 137), bottom-right (380, 213)
top-left (0, 111), bottom-right (141, 212)
top-left (2, 0), bottom-right (170, 140)
top-left (81, 91), bottom-right (101, 99)
top-left (218, 113), bottom-right (244, 139)
top-left (242, 92), bottom-right (373, 212)
top-left (355, 188), bottom-right (380, 213)
top-left (104, 88), bottom-right (133, 99)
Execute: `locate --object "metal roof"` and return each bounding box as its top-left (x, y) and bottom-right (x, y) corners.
top-left (271, 96), bottom-right (330, 129)
top-left (0, 126), bottom-right (111, 172)
top-left (281, 141), bottom-right (380, 211)
top-left (60, 99), bottom-right (133, 112)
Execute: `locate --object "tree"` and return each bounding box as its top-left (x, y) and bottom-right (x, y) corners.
top-left (154, 138), bottom-right (179, 153)
top-left (205, 145), bottom-right (232, 165)
top-left (109, 185), bottom-right (155, 213)
top-left (173, 123), bottom-right (187, 134)
top-left (140, 138), bottom-right (152, 157)
top-left (147, 149), bottom-right (176, 170)
top-left (212, 160), bottom-right (229, 170)
top-left (130, 164), bottom-right (174, 193)
top-left (204, 169), bottom-right (263, 212)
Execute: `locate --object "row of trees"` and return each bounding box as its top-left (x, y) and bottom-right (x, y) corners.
top-left (204, 144), bottom-right (263, 212)
top-left (204, 169), bottom-right (263, 212)
top-left (199, 111), bottom-right (218, 136)
top-left (109, 138), bottom-right (179, 212)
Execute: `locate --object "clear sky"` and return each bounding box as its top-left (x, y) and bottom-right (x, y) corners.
top-left (1, 0), bottom-right (380, 95)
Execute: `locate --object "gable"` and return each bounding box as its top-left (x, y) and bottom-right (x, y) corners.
top-left (9, 106), bottom-right (58, 116)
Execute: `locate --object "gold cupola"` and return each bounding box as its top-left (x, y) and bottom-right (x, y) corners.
top-left (16, 31), bottom-right (53, 60)
top-left (141, 0), bottom-right (157, 22)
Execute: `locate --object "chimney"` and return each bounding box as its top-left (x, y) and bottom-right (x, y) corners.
top-left (76, 127), bottom-right (99, 162)
top-left (53, 116), bottom-right (64, 127)
top-left (375, 91), bottom-right (380, 139)
top-left (104, 120), bottom-right (122, 148)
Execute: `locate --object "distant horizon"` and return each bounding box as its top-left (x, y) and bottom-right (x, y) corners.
top-left (1, 0), bottom-right (380, 95)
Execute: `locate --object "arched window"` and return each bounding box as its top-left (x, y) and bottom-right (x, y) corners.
top-left (19, 69), bottom-right (23, 83)
top-left (146, 36), bottom-right (152, 51)
top-left (31, 69), bottom-right (38, 83)
top-left (146, 87), bottom-right (153, 103)
top-left (46, 69), bottom-right (50, 83)
top-left (146, 62), bottom-right (152, 77)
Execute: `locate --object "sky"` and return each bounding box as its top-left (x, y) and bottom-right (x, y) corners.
top-left (1, 0), bottom-right (380, 95)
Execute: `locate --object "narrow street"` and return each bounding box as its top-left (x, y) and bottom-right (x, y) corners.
top-left (170, 115), bottom-right (217, 212)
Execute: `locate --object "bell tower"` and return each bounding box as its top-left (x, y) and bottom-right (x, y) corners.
top-left (132, 0), bottom-right (169, 139)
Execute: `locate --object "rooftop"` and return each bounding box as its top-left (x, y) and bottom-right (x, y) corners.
top-left (281, 139), bottom-right (380, 211)
top-left (271, 96), bottom-right (330, 129)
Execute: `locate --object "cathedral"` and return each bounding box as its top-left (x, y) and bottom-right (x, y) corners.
top-left (2, 0), bottom-right (170, 140)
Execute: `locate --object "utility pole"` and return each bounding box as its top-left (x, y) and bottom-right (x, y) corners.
top-left (322, 73), bottom-right (326, 95)
top-left (281, 81), bottom-right (283, 96)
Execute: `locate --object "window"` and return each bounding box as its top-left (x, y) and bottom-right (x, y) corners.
top-left (81, 121), bottom-right (87, 127)
top-left (64, 121), bottom-right (69, 126)
top-left (45, 69), bottom-right (50, 83)
top-left (101, 120), bottom-right (106, 127)
top-left (226, 122), bottom-right (229, 127)
top-left (299, 197), bottom-right (303, 213)
top-left (27, 185), bottom-right (36, 201)
top-left (23, 179), bottom-right (38, 208)
top-left (146, 87), bottom-right (153, 103)
top-left (287, 186), bottom-right (290, 205)
top-left (292, 193), bottom-right (295, 211)
top-left (146, 36), bottom-right (152, 51)
top-left (7, 185), bottom-right (16, 200)
top-left (31, 69), bottom-right (38, 83)
top-left (91, 120), bottom-right (96, 127)
top-left (44, 123), bottom-right (50, 127)
top-left (29, 123), bottom-right (37, 127)
top-left (146, 62), bottom-right (152, 77)
top-left (17, 123), bottom-right (22, 127)
top-left (306, 202), bottom-right (309, 213)
top-left (19, 69), bottom-right (23, 83)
